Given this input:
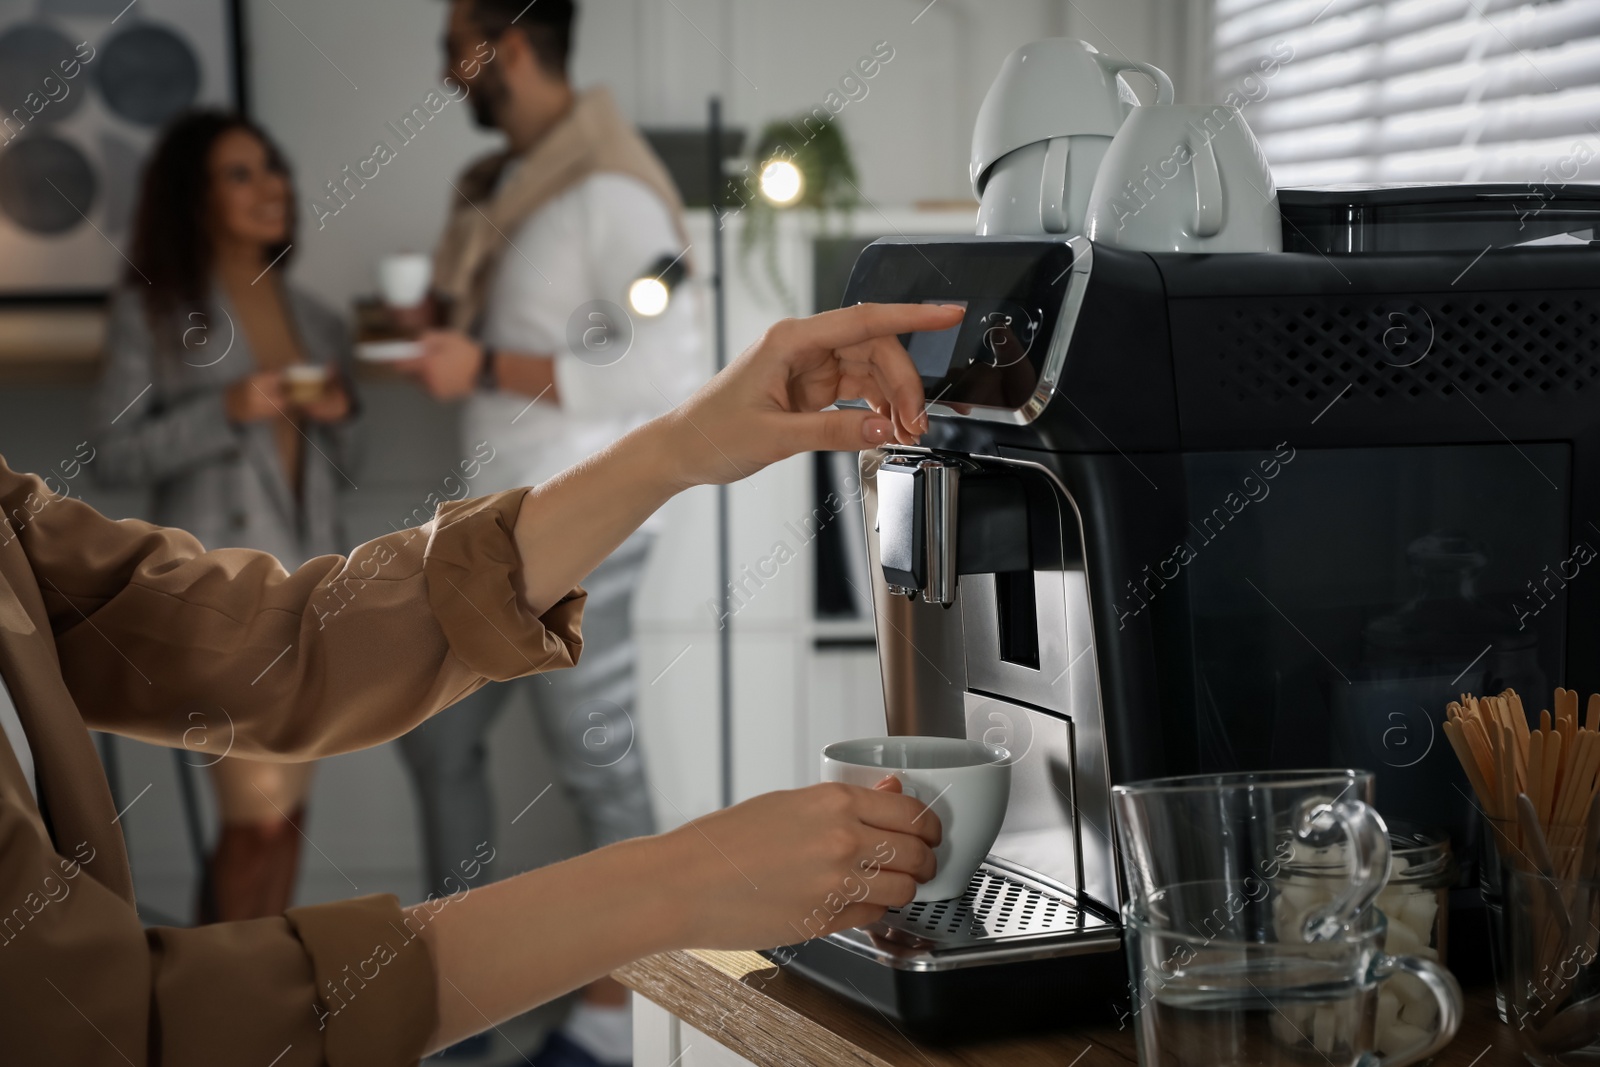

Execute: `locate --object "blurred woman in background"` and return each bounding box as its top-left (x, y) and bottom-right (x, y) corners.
top-left (93, 110), bottom-right (356, 922)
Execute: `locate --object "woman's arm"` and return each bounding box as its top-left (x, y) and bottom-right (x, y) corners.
top-left (418, 301), bottom-right (960, 1049)
top-left (3, 301), bottom-right (958, 1065)
top-left (29, 302), bottom-right (956, 755)
top-left (0, 775), bottom-right (438, 1066)
top-left (415, 777), bottom-right (939, 1051)
top-left (9, 457), bottom-right (583, 759)
top-left (511, 302), bottom-right (957, 614)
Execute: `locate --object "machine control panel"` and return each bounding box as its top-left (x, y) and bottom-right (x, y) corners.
top-left (841, 237), bottom-right (1080, 419)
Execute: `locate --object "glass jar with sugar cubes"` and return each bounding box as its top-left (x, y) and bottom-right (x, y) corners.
top-left (1274, 825), bottom-right (1456, 1058)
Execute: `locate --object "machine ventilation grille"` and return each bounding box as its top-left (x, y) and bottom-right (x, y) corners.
top-left (880, 865), bottom-right (1089, 946)
top-left (1209, 294), bottom-right (1600, 408)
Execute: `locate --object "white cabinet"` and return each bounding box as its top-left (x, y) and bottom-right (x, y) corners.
top-left (635, 996), bottom-right (760, 1067)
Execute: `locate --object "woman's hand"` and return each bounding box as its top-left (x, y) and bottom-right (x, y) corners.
top-left (386, 296), bottom-right (438, 336)
top-left (661, 777), bottom-right (941, 949)
top-left (506, 302), bottom-right (963, 615)
top-left (397, 330), bottom-right (483, 400)
top-left (414, 776), bottom-right (942, 1053)
top-left (661, 302), bottom-right (964, 488)
top-left (223, 371), bottom-right (287, 424)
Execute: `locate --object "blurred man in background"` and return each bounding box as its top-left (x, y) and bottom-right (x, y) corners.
top-left (396, 1), bottom-right (703, 1063)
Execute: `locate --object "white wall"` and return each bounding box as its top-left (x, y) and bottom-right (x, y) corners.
top-left (1058, 0), bottom-right (1211, 104)
top-left (243, 0), bottom-right (500, 307)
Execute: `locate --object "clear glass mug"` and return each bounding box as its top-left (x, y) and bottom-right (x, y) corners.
top-left (1113, 770), bottom-right (1394, 942)
top-left (1125, 880), bottom-right (1462, 1067)
top-left (1278, 826), bottom-right (1456, 1055)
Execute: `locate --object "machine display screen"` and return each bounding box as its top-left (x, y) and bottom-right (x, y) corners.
top-left (906, 299), bottom-right (966, 378)
top-left (840, 240), bottom-right (1076, 412)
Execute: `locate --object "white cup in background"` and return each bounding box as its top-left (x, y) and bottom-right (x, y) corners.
top-left (377, 253), bottom-right (433, 309)
top-left (1083, 103), bottom-right (1282, 253)
top-left (821, 736), bottom-right (1011, 902)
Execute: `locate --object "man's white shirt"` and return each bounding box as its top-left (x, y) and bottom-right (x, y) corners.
top-left (463, 171), bottom-right (705, 516)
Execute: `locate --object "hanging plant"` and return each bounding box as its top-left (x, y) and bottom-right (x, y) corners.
top-left (736, 115), bottom-right (860, 312)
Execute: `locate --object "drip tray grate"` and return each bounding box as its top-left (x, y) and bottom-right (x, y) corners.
top-left (874, 864), bottom-right (1110, 951)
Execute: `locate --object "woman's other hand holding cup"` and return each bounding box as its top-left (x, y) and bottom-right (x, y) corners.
top-left (655, 776), bottom-right (942, 950)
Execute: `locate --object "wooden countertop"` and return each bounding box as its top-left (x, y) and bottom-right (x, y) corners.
top-left (616, 949), bottom-right (1518, 1067)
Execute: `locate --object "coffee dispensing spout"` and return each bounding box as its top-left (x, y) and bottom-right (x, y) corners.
top-left (876, 457), bottom-right (961, 606)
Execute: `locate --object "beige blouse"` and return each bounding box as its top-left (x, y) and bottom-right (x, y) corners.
top-left (0, 456), bottom-right (585, 1065)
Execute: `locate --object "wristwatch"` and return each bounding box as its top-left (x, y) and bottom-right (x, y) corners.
top-left (477, 344), bottom-right (497, 392)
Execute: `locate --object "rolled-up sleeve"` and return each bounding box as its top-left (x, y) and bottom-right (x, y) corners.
top-left (3, 457), bottom-right (584, 759)
top-left (0, 455), bottom-right (591, 1064)
top-left (2, 793), bottom-right (436, 1066)
top-left (424, 490), bottom-right (586, 681)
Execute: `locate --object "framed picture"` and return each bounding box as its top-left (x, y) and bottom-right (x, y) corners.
top-left (0, 0), bottom-right (244, 301)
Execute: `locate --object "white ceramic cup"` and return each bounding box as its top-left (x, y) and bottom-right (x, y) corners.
top-left (821, 736), bottom-right (1010, 902)
top-left (377, 253), bottom-right (432, 308)
top-left (977, 133), bottom-right (1116, 238)
top-left (971, 39), bottom-right (1174, 237)
top-left (1083, 103), bottom-right (1282, 253)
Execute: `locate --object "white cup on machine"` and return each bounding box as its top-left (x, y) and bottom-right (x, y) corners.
top-left (970, 38), bottom-right (1174, 238)
top-left (377, 252), bottom-right (433, 309)
top-left (1083, 103), bottom-right (1282, 253)
top-left (822, 736), bottom-right (1011, 902)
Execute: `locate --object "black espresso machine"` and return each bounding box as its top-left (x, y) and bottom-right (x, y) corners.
top-left (773, 184), bottom-right (1600, 1037)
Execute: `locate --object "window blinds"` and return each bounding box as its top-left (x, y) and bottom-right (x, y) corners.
top-left (1212, 0), bottom-right (1600, 186)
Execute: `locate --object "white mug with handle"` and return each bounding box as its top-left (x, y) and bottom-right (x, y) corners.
top-left (1083, 103), bottom-right (1282, 253)
top-left (377, 252), bottom-right (433, 309)
top-left (971, 38), bottom-right (1174, 238)
top-left (822, 737), bottom-right (1011, 903)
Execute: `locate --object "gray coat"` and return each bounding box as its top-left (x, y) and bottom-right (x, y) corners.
top-left (93, 282), bottom-right (358, 568)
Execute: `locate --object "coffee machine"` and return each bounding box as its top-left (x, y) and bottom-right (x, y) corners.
top-left (775, 185), bottom-right (1600, 1036)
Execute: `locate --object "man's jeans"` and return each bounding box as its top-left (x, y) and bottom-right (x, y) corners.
top-left (398, 534), bottom-right (657, 893)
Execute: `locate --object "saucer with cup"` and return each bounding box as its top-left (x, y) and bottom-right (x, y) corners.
top-left (357, 252), bottom-right (437, 362)
top-left (283, 364), bottom-right (332, 406)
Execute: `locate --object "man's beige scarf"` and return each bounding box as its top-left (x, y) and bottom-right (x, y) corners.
top-left (433, 87), bottom-right (689, 332)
